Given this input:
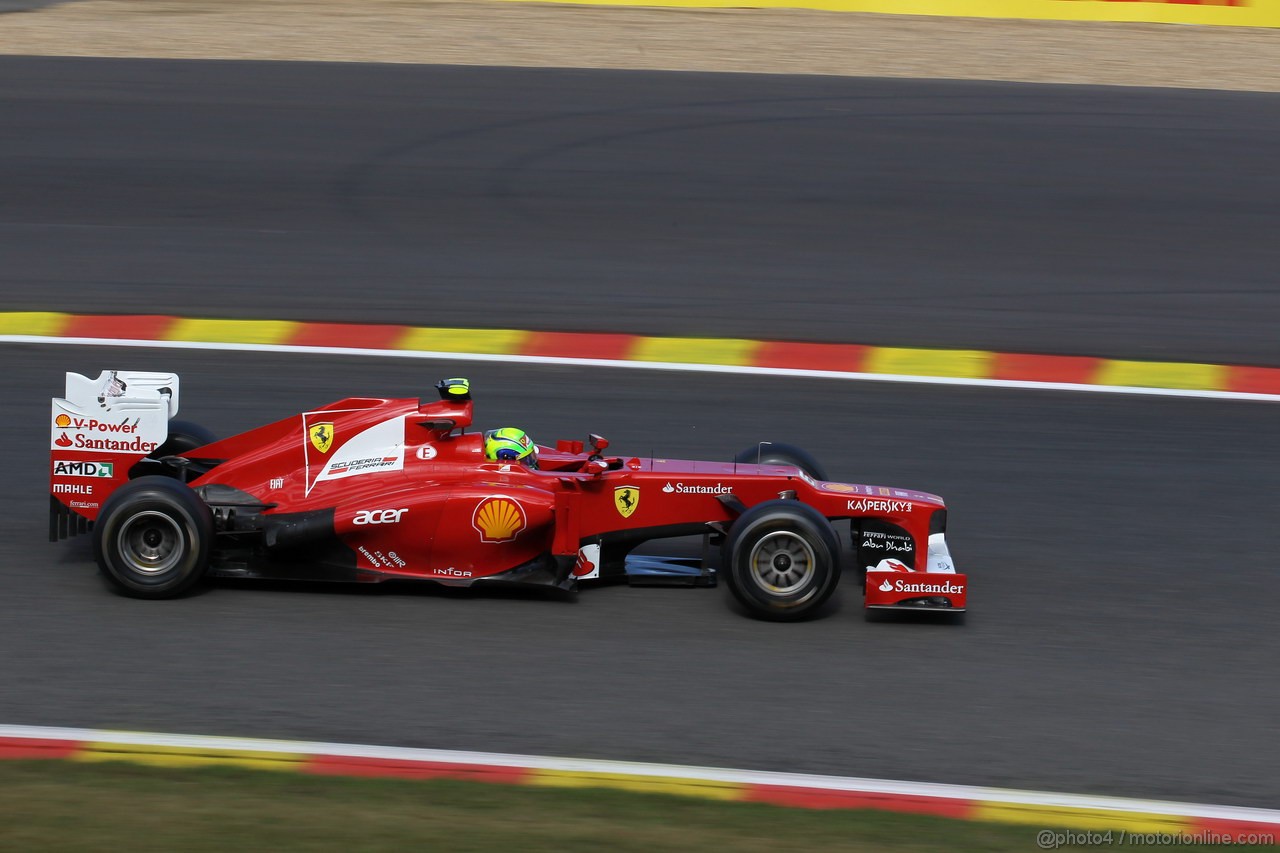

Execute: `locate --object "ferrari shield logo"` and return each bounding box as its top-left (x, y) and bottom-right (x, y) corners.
top-left (614, 486), bottom-right (640, 518)
top-left (309, 422), bottom-right (334, 454)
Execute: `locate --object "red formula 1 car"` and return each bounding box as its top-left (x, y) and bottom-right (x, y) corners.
top-left (49, 371), bottom-right (967, 620)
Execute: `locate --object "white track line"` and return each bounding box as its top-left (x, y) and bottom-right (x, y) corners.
top-left (3, 724), bottom-right (1278, 825)
top-left (3, 334), bottom-right (1278, 403)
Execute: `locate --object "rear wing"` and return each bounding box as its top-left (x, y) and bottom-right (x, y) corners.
top-left (50, 370), bottom-right (179, 539)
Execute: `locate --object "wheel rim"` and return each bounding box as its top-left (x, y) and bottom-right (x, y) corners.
top-left (116, 511), bottom-right (184, 575)
top-left (747, 530), bottom-right (816, 595)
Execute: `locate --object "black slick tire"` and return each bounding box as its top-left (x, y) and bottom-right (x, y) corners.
top-left (93, 476), bottom-right (214, 599)
top-left (721, 499), bottom-right (841, 621)
top-left (152, 420), bottom-right (217, 457)
top-left (130, 420), bottom-right (218, 480)
top-left (732, 443), bottom-right (828, 482)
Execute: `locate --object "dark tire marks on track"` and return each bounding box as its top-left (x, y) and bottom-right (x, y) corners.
top-left (2, 57), bottom-right (1280, 364)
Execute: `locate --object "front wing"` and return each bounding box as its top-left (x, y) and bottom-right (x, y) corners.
top-left (865, 572), bottom-right (967, 611)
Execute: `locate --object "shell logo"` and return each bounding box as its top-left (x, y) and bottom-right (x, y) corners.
top-left (472, 496), bottom-right (526, 543)
top-left (55, 414), bottom-right (71, 428)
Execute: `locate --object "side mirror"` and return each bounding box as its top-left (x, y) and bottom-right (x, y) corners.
top-left (435, 378), bottom-right (472, 401)
top-left (588, 433), bottom-right (609, 453)
top-left (583, 458), bottom-right (609, 476)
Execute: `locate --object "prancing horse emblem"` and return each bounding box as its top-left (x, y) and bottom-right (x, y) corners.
top-left (614, 486), bottom-right (640, 519)
top-left (309, 422), bottom-right (334, 454)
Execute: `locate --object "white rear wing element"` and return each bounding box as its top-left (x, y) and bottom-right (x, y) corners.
top-left (62, 370), bottom-right (180, 417)
top-left (51, 370), bottom-right (179, 454)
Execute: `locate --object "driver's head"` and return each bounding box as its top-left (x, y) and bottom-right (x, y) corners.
top-left (484, 427), bottom-right (538, 469)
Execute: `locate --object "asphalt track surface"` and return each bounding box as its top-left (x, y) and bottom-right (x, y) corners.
top-left (0, 1), bottom-right (76, 12)
top-left (2, 58), bottom-right (1279, 810)
top-left (2, 57), bottom-right (1280, 366)
top-left (6, 346), bottom-right (1279, 808)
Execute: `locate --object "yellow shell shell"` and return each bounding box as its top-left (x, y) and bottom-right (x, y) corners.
top-left (475, 498), bottom-right (524, 541)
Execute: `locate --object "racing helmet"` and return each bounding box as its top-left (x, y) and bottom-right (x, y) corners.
top-left (484, 427), bottom-right (538, 469)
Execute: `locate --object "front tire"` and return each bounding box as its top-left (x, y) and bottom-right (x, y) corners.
top-left (93, 476), bottom-right (213, 599)
top-left (732, 443), bottom-right (828, 482)
top-left (721, 500), bottom-right (841, 621)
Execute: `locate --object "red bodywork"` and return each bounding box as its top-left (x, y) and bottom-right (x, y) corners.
top-left (51, 381), bottom-right (967, 610)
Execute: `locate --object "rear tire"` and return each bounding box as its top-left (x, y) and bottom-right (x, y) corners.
top-left (721, 500), bottom-right (841, 621)
top-left (153, 420), bottom-right (217, 457)
top-left (93, 476), bottom-right (213, 599)
top-left (732, 443), bottom-right (828, 482)
top-left (130, 420), bottom-right (217, 479)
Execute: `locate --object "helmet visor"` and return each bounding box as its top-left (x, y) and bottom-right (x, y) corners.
top-left (495, 446), bottom-right (538, 469)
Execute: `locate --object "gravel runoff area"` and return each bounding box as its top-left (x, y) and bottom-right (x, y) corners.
top-left (0, 0), bottom-right (1278, 92)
